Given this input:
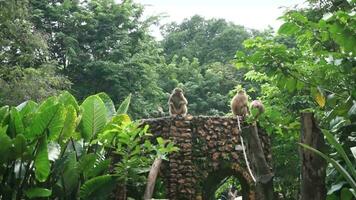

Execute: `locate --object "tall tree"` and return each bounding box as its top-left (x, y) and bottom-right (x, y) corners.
top-left (0, 0), bottom-right (70, 105)
top-left (29, 0), bottom-right (165, 118)
top-left (161, 15), bottom-right (253, 65)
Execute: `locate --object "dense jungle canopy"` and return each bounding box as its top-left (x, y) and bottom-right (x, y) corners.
top-left (0, 0), bottom-right (355, 199)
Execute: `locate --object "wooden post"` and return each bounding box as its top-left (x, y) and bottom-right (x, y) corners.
top-left (143, 157), bottom-right (162, 200)
top-left (244, 124), bottom-right (274, 200)
top-left (300, 113), bottom-right (326, 200)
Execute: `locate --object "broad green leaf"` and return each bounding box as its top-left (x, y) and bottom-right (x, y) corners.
top-left (78, 153), bottom-right (96, 179)
top-left (97, 92), bottom-right (116, 119)
top-left (35, 135), bottom-right (50, 182)
top-left (117, 94), bottom-right (131, 114)
top-left (37, 96), bottom-right (58, 112)
top-left (58, 106), bottom-right (77, 143)
top-left (16, 101), bottom-right (38, 127)
top-left (80, 175), bottom-right (116, 200)
top-left (290, 12), bottom-right (308, 23)
top-left (87, 159), bottom-right (111, 179)
top-left (58, 91), bottom-right (79, 112)
top-left (47, 105), bottom-right (66, 141)
top-left (9, 107), bottom-right (24, 137)
top-left (16, 100), bottom-right (38, 117)
top-left (278, 22), bottom-right (300, 35)
top-left (0, 131), bottom-right (12, 163)
top-left (62, 153), bottom-right (79, 194)
top-left (80, 95), bottom-right (107, 141)
top-left (27, 104), bottom-right (63, 140)
top-left (12, 134), bottom-right (27, 158)
top-left (25, 188), bottom-right (52, 198)
top-left (322, 130), bottom-right (356, 180)
top-left (0, 105), bottom-right (9, 125)
top-left (299, 143), bottom-right (356, 193)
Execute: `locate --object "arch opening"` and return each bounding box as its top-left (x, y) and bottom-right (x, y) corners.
top-left (202, 166), bottom-right (250, 200)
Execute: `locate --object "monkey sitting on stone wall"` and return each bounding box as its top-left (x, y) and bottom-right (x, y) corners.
top-left (168, 88), bottom-right (188, 117)
top-left (231, 90), bottom-right (249, 117)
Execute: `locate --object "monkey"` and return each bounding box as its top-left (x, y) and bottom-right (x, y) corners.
top-left (168, 88), bottom-right (188, 117)
top-left (250, 100), bottom-right (265, 119)
top-left (231, 90), bottom-right (249, 117)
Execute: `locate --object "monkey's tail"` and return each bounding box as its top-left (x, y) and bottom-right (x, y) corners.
top-left (237, 116), bottom-right (256, 183)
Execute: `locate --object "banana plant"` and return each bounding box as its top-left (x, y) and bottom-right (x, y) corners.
top-left (0, 91), bottom-right (177, 200)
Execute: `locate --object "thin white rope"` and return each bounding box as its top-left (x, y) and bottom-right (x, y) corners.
top-left (237, 116), bottom-right (256, 183)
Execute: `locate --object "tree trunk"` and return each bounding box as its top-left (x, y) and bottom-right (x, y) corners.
top-left (115, 183), bottom-right (127, 200)
top-left (244, 124), bottom-right (274, 200)
top-left (300, 112), bottom-right (326, 200)
top-left (143, 157), bottom-right (162, 200)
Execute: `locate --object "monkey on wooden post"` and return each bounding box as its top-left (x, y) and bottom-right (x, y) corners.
top-left (168, 88), bottom-right (188, 117)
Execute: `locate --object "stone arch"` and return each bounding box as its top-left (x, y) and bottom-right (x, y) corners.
top-left (201, 163), bottom-right (255, 200)
top-left (141, 116), bottom-right (271, 200)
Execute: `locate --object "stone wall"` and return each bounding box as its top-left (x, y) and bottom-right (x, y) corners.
top-left (141, 115), bottom-right (272, 200)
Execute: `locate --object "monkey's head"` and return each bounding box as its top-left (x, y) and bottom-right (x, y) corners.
top-left (237, 90), bottom-right (246, 95)
top-left (173, 88), bottom-right (183, 94)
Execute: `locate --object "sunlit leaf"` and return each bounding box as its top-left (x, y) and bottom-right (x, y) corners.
top-left (315, 90), bottom-right (326, 108)
top-left (97, 92), bottom-right (116, 119)
top-left (117, 94), bottom-right (131, 114)
top-left (278, 22), bottom-right (300, 35)
top-left (25, 188), bottom-right (52, 199)
top-left (80, 95), bottom-right (107, 141)
top-left (35, 135), bottom-right (50, 182)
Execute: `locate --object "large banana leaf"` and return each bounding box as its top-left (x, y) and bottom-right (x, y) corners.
top-left (12, 134), bottom-right (27, 158)
top-left (9, 107), bottom-right (24, 137)
top-left (62, 152), bottom-right (80, 194)
top-left (35, 135), bottom-right (50, 182)
top-left (97, 92), bottom-right (116, 119)
top-left (16, 100), bottom-right (38, 127)
top-left (80, 95), bottom-right (107, 142)
top-left (0, 128), bottom-right (11, 163)
top-left (26, 104), bottom-right (65, 141)
top-left (117, 94), bottom-right (131, 114)
top-left (58, 91), bottom-right (79, 112)
top-left (78, 153), bottom-right (96, 179)
top-left (0, 105), bottom-right (9, 125)
top-left (79, 175), bottom-right (116, 200)
top-left (58, 105), bottom-right (77, 143)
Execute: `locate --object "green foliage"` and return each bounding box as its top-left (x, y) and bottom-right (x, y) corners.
top-left (25, 188), bottom-right (52, 199)
top-left (80, 95), bottom-right (107, 141)
top-left (0, 92), bottom-right (177, 199)
top-left (34, 135), bottom-right (50, 182)
top-left (235, 2), bottom-right (356, 198)
top-left (117, 94), bottom-right (131, 115)
top-left (80, 175), bottom-right (116, 200)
